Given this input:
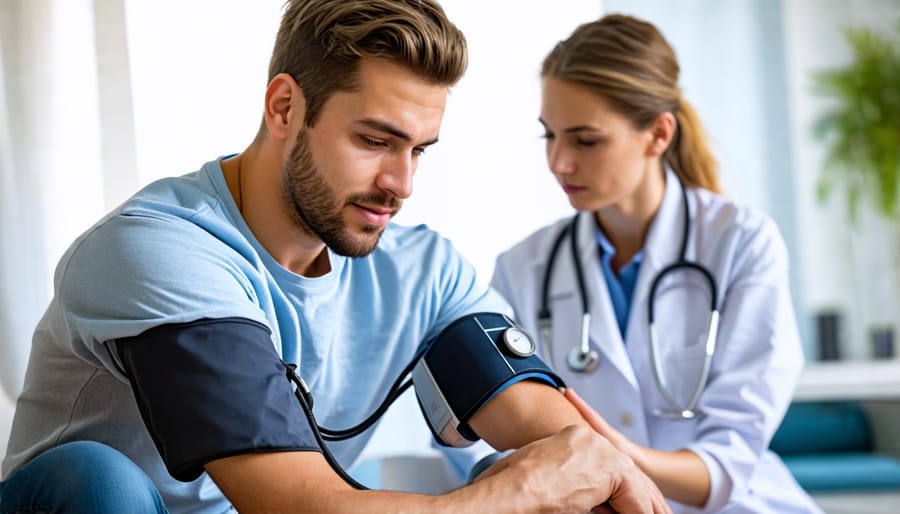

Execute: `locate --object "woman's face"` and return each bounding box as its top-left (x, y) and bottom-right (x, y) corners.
top-left (539, 77), bottom-right (661, 214)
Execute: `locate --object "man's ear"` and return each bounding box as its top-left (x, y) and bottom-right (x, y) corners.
top-left (264, 73), bottom-right (304, 141)
top-left (646, 111), bottom-right (676, 158)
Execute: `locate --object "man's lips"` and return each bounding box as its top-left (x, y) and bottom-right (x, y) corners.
top-left (353, 203), bottom-right (395, 226)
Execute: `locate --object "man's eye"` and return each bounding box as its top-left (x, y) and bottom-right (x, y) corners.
top-left (412, 147), bottom-right (426, 157)
top-left (361, 136), bottom-right (385, 148)
top-left (577, 139), bottom-right (597, 147)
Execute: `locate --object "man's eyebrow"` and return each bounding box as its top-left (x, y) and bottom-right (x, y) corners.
top-left (358, 119), bottom-right (439, 146)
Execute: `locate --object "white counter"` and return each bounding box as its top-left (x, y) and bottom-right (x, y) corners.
top-left (794, 360), bottom-right (900, 402)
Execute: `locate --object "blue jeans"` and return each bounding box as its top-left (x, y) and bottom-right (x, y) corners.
top-left (0, 441), bottom-right (168, 513)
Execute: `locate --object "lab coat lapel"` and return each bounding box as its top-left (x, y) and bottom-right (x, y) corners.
top-left (572, 211), bottom-right (639, 388)
top-left (625, 169), bottom-right (688, 361)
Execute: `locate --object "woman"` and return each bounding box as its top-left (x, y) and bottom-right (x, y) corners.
top-left (490, 14), bottom-right (821, 513)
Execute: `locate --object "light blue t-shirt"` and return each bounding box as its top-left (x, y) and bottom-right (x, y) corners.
top-left (3, 158), bottom-right (509, 513)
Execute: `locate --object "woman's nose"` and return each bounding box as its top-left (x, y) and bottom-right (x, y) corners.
top-left (548, 144), bottom-right (575, 176)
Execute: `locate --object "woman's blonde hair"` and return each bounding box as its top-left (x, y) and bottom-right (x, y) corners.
top-left (542, 14), bottom-right (720, 193)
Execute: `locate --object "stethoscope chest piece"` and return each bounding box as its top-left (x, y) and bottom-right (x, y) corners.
top-left (566, 346), bottom-right (599, 373)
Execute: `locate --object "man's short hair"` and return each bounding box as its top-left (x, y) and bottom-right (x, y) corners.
top-left (268, 0), bottom-right (468, 128)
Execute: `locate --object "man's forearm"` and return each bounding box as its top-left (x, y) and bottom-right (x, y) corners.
top-left (206, 449), bottom-right (572, 514)
top-left (205, 380), bottom-right (668, 513)
top-left (468, 380), bottom-right (587, 449)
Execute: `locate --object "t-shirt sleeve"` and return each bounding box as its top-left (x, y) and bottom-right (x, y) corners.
top-left (56, 211), bottom-right (272, 377)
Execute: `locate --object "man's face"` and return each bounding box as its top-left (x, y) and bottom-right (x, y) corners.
top-left (282, 59), bottom-right (448, 257)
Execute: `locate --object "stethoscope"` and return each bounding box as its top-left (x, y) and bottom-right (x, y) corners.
top-left (538, 176), bottom-right (720, 420)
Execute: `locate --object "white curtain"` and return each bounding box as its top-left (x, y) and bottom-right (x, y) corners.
top-left (0, 0), bottom-right (137, 401)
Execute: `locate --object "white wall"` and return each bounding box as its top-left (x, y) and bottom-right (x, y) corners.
top-left (124, 0), bottom-right (278, 185)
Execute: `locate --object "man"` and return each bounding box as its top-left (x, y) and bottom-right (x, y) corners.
top-left (0, 1), bottom-right (669, 512)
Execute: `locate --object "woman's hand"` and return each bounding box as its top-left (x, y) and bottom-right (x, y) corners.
top-left (565, 388), bottom-right (647, 469)
top-left (565, 387), bottom-right (711, 507)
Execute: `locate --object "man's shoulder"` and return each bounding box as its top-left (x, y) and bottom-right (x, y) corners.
top-left (81, 161), bottom-right (242, 254)
top-left (377, 221), bottom-right (450, 253)
top-left (56, 161), bottom-right (249, 309)
top-left (119, 164), bottom-right (222, 218)
top-left (359, 221), bottom-right (474, 281)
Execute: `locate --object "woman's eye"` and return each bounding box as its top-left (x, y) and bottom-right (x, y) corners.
top-left (540, 133), bottom-right (555, 141)
top-left (576, 139), bottom-right (597, 147)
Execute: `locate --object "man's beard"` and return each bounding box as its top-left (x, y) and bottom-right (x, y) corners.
top-left (282, 130), bottom-right (401, 258)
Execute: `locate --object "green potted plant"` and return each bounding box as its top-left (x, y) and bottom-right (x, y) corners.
top-left (813, 22), bottom-right (900, 222)
top-left (812, 21), bottom-right (900, 358)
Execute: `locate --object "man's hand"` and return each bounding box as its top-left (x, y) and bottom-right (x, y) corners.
top-left (473, 425), bottom-right (671, 514)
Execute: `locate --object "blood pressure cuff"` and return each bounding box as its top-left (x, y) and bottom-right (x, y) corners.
top-left (117, 317), bottom-right (320, 482)
top-left (412, 312), bottom-right (565, 447)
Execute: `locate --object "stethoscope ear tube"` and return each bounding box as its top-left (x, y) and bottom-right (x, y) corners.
top-left (647, 261), bottom-right (719, 323)
top-left (538, 214), bottom-right (594, 373)
top-left (537, 218), bottom-right (576, 371)
top-left (566, 313), bottom-right (598, 373)
top-left (538, 178), bottom-right (721, 421)
top-left (648, 309), bottom-right (719, 420)
top-left (646, 258), bottom-right (720, 419)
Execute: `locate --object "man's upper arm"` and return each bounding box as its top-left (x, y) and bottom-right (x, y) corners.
top-left (116, 317), bottom-right (319, 482)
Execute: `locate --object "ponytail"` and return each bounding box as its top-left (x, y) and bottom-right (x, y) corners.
top-left (668, 97), bottom-right (720, 194)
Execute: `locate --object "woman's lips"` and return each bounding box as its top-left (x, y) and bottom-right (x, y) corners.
top-left (562, 184), bottom-right (586, 195)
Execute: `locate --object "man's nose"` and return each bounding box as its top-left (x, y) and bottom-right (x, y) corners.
top-left (377, 153), bottom-right (415, 199)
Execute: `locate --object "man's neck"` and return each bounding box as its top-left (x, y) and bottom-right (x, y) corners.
top-left (222, 143), bottom-right (331, 277)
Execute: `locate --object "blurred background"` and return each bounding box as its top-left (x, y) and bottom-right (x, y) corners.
top-left (1, 0), bottom-right (899, 511)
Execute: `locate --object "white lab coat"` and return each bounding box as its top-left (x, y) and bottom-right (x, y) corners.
top-left (490, 170), bottom-right (822, 513)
